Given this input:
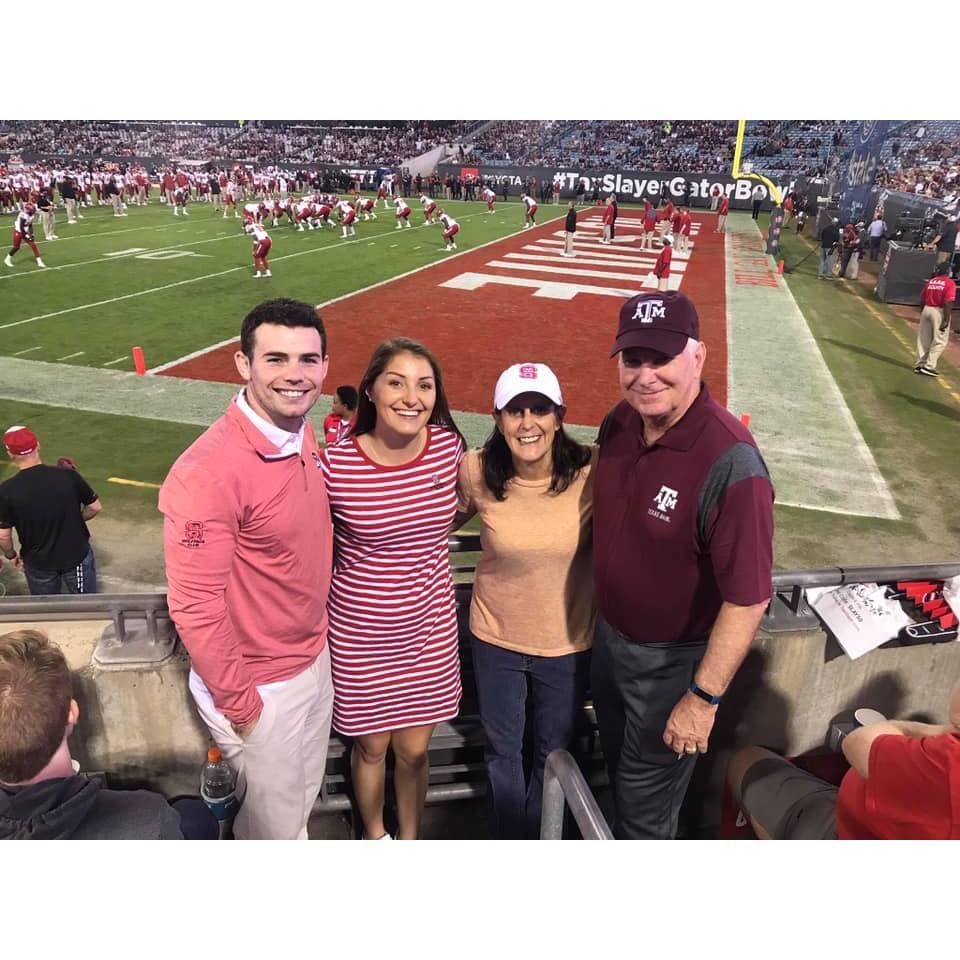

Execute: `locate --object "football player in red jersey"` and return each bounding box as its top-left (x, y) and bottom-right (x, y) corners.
top-left (420, 193), bottom-right (438, 224)
top-left (357, 197), bottom-right (377, 221)
top-left (4, 204), bottom-right (46, 269)
top-left (336, 199), bottom-right (357, 239)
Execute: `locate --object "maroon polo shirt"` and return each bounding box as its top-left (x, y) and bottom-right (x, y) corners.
top-left (593, 383), bottom-right (774, 645)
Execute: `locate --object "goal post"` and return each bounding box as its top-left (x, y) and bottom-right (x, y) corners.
top-left (731, 119), bottom-right (783, 206)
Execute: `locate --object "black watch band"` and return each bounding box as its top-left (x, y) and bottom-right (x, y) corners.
top-left (689, 682), bottom-right (722, 706)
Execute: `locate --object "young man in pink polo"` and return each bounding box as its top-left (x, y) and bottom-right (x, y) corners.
top-left (159, 298), bottom-right (334, 840)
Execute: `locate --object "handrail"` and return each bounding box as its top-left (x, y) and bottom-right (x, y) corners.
top-left (540, 750), bottom-right (613, 840)
top-left (1, 551), bottom-right (958, 639)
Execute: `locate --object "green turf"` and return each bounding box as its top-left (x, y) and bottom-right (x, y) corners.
top-left (0, 196), bottom-right (556, 370)
top-left (761, 215), bottom-right (960, 567)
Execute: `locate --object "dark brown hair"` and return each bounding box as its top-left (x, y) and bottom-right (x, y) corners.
top-left (0, 630), bottom-right (72, 784)
top-left (240, 298), bottom-right (327, 360)
top-left (352, 338), bottom-right (464, 446)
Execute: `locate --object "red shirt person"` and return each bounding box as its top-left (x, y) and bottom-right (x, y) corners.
top-left (915, 263), bottom-right (956, 375)
top-left (653, 236), bottom-right (673, 290)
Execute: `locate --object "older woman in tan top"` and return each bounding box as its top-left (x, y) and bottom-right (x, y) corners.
top-left (455, 362), bottom-right (595, 839)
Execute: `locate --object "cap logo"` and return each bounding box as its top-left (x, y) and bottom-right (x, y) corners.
top-left (518, 364), bottom-right (538, 379)
top-left (632, 299), bottom-right (666, 324)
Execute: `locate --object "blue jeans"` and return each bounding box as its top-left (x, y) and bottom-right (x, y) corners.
top-left (23, 547), bottom-right (97, 595)
top-left (818, 248), bottom-right (836, 278)
top-left (471, 638), bottom-right (591, 839)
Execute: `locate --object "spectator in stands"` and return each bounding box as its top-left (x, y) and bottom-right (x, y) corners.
top-left (818, 217), bottom-right (841, 279)
top-left (160, 299), bottom-right (335, 841)
top-left (320, 339), bottom-right (465, 841)
top-left (454, 364), bottom-right (595, 840)
top-left (323, 385), bottom-right (358, 446)
top-left (0, 629), bottom-right (217, 839)
top-left (866, 212), bottom-right (887, 261)
top-left (726, 681), bottom-right (960, 838)
top-left (0, 427), bottom-right (101, 595)
top-left (592, 291), bottom-right (774, 839)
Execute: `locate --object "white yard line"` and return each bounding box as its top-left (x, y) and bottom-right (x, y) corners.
top-left (11, 345), bottom-right (42, 356)
top-left (103, 356), bottom-right (129, 366)
top-left (54, 351), bottom-right (85, 361)
top-left (725, 219), bottom-right (899, 520)
top-left (0, 230), bottom-right (238, 281)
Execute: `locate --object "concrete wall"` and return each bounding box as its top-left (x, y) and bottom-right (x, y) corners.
top-left (11, 618), bottom-right (959, 830)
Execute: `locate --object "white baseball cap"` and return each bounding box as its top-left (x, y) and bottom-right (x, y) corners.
top-left (494, 363), bottom-right (564, 411)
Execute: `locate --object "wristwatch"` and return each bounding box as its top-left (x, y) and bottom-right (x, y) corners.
top-left (689, 682), bottom-right (722, 706)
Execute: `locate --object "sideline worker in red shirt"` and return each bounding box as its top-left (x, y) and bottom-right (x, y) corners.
top-left (914, 262), bottom-right (956, 377)
top-left (653, 234), bottom-right (673, 291)
top-left (727, 680), bottom-right (960, 839)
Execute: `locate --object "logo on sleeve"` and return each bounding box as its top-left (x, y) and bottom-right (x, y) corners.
top-left (181, 521), bottom-right (205, 549)
top-left (648, 485), bottom-right (679, 523)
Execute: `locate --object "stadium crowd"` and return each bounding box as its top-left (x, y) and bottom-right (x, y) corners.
top-left (0, 120), bottom-right (479, 167)
top-left (468, 120), bottom-right (737, 170)
top-left (0, 121), bottom-right (238, 158)
top-left (876, 122), bottom-right (960, 200)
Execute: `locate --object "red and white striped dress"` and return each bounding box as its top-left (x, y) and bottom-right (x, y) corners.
top-left (320, 425), bottom-right (464, 736)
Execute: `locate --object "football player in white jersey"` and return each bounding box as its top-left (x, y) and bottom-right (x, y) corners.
top-left (419, 193), bottom-right (438, 224)
top-left (394, 196), bottom-right (412, 229)
top-left (482, 186), bottom-right (496, 213)
top-left (438, 208), bottom-right (459, 252)
top-left (4, 204), bottom-right (46, 269)
top-left (336, 199), bottom-right (357, 238)
top-left (520, 193), bottom-right (538, 229)
top-left (245, 221), bottom-right (272, 278)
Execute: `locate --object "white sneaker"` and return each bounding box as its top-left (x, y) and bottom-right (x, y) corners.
top-left (3, 255), bottom-right (13, 267)
top-left (264, 270), bottom-right (271, 277)
top-left (253, 272), bottom-right (261, 278)
top-left (36, 259), bottom-right (46, 268)
top-left (363, 832), bottom-right (393, 840)
top-left (49, 235), bottom-right (59, 240)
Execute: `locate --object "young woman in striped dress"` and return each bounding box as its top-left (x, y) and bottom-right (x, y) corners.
top-left (320, 338), bottom-right (465, 840)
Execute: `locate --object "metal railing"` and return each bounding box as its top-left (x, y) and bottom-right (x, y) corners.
top-left (540, 750), bottom-right (613, 840)
top-left (1, 543), bottom-right (958, 654)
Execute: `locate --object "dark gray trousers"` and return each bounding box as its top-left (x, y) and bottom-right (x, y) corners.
top-left (591, 616), bottom-right (707, 839)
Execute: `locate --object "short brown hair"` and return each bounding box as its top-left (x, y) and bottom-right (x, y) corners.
top-left (0, 630), bottom-right (73, 784)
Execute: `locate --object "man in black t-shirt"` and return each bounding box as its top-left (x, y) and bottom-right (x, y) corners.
top-left (0, 426), bottom-right (102, 595)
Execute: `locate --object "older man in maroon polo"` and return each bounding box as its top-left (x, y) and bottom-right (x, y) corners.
top-left (592, 290), bottom-right (775, 839)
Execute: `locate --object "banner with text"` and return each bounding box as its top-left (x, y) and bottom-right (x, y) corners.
top-left (437, 163), bottom-right (793, 210)
top-left (839, 121), bottom-right (890, 222)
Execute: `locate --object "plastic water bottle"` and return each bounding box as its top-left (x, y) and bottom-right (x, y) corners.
top-left (200, 747), bottom-right (238, 835)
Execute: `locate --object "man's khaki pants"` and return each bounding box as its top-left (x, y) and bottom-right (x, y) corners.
top-left (564, 230), bottom-right (575, 255)
top-left (917, 305), bottom-right (950, 371)
top-left (41, 210), bottom-right (55, 238)
top-left (111, 194), bottom-right (123, 216)
top-left (65, 198), bottom-right (78, 222)
top-left (189, 646), bottom-right (334, 840)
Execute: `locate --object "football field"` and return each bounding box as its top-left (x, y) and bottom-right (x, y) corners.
top-left (1, 196), bottom-right (958, 593)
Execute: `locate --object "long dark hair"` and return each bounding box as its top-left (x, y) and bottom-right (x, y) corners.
top-left (352, 337), bottom-right (464, 446)
top-left (481, 412), bottom-right (591, 502)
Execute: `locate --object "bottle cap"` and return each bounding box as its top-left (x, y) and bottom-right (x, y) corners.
top-left (207, 746), bottom-right (222, 763)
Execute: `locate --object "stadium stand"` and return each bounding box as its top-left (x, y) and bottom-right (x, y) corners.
top-left (0, 120), bottom-right (483, 167)
top-left (875, 121), bottom-right (960, 199)
top-left (739, 120), bottom-right (847, 177)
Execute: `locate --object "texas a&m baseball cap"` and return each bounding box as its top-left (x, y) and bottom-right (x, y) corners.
top-left (610, 291), bottom-right (700, 359)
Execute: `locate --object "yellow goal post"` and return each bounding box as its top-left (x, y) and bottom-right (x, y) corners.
top-left (731, 120), bottom-right (783, 206)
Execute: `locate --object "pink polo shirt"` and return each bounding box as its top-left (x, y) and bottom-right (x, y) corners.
top-left (159, 397), bottom-right (332, 726)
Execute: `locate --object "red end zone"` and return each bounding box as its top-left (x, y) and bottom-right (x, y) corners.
top-left (161, 210), bottom-right (727, 424)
